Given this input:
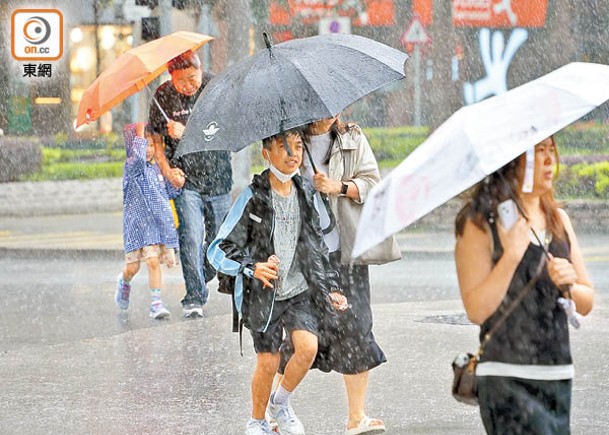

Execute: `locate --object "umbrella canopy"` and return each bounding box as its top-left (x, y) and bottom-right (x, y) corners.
top-left (352, 62), bottom-right (609, 258)
top-left (176, 33), bottom-right (408, 157)
top-left (76, 31), bottom-right (213, 128)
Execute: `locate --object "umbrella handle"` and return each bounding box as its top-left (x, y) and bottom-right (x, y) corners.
top-left (319, 192), bottom-right (337, 236)
top-left (152, 96), bottom-right (170, 123)
top-left (304, 142), bottom-right (337, 236)
top-left (303, 142), bottom-right (318, 174)
top-left (263, 32), bottom-right (273, 50)
top-left (145, 85), bottom-right (170, 123)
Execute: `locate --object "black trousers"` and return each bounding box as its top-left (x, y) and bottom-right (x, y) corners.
top-left (477, 376), bottom-right (572, 435)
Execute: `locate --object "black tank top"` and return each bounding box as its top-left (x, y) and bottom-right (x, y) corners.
top-left (479, 222), bottom-right (572, 365)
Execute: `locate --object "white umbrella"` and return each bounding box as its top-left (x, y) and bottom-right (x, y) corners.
top-left (352, 62), bottom-right (609, 258)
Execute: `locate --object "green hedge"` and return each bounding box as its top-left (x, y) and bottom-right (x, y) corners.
top-left (47, 131), bottom-right (121, 151)
top-left (25, 161), bottom-right (123, 181)
top-left (363, 126), bottom-right (429, 161)
top-left (22, 146), bottom-right (124, 181)
top-left (556, 161), bottom-right (609, 199)
top-left (555, 123), bottom-right (609, 154)
top-left (41, 147), bottom-right (124, 165)
top-left (19, 124), bottom-right (609, 195)
top-left (0, 136), bottom-right (42, 182)
top-left (250, 126), bottom-right (429, 170)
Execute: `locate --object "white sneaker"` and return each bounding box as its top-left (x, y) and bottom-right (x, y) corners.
top-left (150, 300), bottom-right (170, 319)
top-left (265, 406), bottom-right (278, 431)
top-left (245, 418), bottom-right (275, 435)
top-left (267, 400), bottom-right (305, 435)
top-left (182, 303), bottom-right (203, 318)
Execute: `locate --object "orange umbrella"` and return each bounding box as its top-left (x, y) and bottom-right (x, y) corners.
top-left (76, 31), bottom-right (213, 128)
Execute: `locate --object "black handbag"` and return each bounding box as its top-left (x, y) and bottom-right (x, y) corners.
top-left (452, 260), bottom-right (545, 406)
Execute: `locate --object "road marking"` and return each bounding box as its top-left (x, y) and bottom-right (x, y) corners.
top-left (584, 256), bottom-right (609, 263)
top-left (0, 232), bottom-right (122, 249)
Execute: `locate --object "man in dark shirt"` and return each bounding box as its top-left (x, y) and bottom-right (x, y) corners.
top-left (149, 50), bottom-right (233, 317)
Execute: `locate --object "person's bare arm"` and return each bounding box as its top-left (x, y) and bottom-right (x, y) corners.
top-left (547, 209), bottom-right (594, 315)
top-left (167, 120), bottom-right (186, 140)
top-left (455, 217), bottom-right (530, 324)
top-left (152, 133), bottom-right (185, 188)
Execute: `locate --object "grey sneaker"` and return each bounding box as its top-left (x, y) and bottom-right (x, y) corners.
top-left (245, 418), bottom-right (274, 435)
top-left (267, 399), bottom-right (305, 435)
top-left (150, 300), bottom-right (170, 319)
top-left (115, 274), bottom-right (130, 310)
top-left (182, 303), bottom-right (203, 318)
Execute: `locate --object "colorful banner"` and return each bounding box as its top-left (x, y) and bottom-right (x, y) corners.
top-left (413, 0), bottom-right (433, 26)
top-left (452, 0), bottom-right (547, 28)
top-left (270, 0), bottom-right (394, 27)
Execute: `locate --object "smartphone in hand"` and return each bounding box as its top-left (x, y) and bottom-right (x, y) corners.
top-left (497, 199), bottom-right (518, 230)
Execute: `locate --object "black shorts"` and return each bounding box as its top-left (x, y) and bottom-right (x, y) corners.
top-left (251, 290), bottom-right (318, 353)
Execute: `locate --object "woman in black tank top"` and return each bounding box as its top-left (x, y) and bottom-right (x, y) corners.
top-left (454, 136), bottom-right (595, 434)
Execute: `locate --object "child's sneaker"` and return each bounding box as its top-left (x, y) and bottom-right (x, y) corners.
top-left (267, 399), bottom-right (305, 435)
top-left (150, 300), bottom-right (171, 319)
top-left (115, 274), bottom-right (131, 310)
top-left (245, 418), bottom-right (275, 435)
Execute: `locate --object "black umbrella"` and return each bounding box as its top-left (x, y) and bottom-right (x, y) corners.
top-left (175, 33), bottom-right (408, 157)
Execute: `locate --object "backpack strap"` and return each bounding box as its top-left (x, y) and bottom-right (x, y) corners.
top-left (239, 317), bottom-right (244, 357)
top-left (231, 294), bottom-right (239, 333)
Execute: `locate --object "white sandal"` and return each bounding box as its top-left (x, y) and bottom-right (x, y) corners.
top-left (345, 416), bottom-right (386, 435)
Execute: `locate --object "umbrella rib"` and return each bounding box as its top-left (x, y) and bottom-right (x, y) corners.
top-left (272, 51), bottom-right (336, 117)
top-left (266, 51), bottom-right (291, 130)
top-left (276, 45), bottom-right (405, 115)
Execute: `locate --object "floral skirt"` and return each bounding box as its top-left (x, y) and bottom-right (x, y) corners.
top-left (125, 244), bottom-right (179, 268)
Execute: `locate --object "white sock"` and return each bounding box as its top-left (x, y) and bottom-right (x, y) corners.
top-left (248, 418), bottom-right (266, 426)
top-left (272, 384), bottom-right (292, 407)
top-left (151, 288), bottom-right (161, 302)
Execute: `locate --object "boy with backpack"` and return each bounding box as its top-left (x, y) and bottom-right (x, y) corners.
top-left (207, 128), bottom-right (347, 435)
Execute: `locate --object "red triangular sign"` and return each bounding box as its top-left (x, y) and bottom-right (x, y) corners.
top-left (401, 18), bottom-right (430, 45)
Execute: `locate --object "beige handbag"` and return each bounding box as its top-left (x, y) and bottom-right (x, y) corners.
top-left (338, 197), bottom-right (401, 265)
top-left (334, 127), bottom-right (401, 265)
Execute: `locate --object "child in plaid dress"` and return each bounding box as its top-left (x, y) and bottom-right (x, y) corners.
top-left (115, 122), bottom-right (179, 319)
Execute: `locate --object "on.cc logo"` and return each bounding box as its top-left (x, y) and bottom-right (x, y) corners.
top-left (23, 16), bottom-right (52, 45)
top-left (11, 9), bottom-right (63, 61)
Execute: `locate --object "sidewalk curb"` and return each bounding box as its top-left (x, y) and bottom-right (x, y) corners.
top-left (0, 247), bottom-right (454, 259)
top-left (0, 248), bottom-right (123, 261)
top-left (1, 179), bottom-right (608, 233)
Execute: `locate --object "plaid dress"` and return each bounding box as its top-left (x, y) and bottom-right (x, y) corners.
top-left (122, 124), bottom-right (178, 254)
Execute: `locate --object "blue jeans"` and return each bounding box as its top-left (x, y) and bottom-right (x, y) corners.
top-left (174, 189), bottom-right (231, 306)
